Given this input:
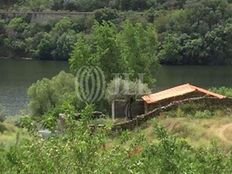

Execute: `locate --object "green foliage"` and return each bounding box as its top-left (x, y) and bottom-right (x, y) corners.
top-left (0, 105), bottom-right (6, 122)
top-left (163, 101), bottom-right (227, 119)
top-left (210, 87), bottom-right (232, 97)
top-left (157, 0), bottom-right (232, 65)
top-left (0, 19), bottom-right (6, 47)
top-left (1, 116), bottom-right (232, 173)
top-left (94, 8), bottom-right (120, 23)
top-left (19, 116), bottom-right (35, 131)
top-left (4, 17), bottom-right (28, 54)
top-left (41, 95), bottom-right (77, 129)
top-left (0, 0), bottom-right (191, 11)
top-left (105, 77), bottom-right (151, 102)
top-left (1, 16), bottom-right (79, 60)
top-left (34, 17), bottom-right (79, 60)
top-left (70, 20), bottom-right (159, 84)
top-left (2, 0), bottom-right (232, 65)
top-left (24, 0), bottom-right (51, 11)
top-left (117, 21), bottom-right (159, 83)
top-left (194, 110), bottom-right (212, 119)
top-left (70, 21), bottom-right (121, 81)
top-left (34, 32), bottom-right (54, 59)
top-left (27, 71), bottom-right (76, 116)
top-left (0, 123), bottom-right (7, 133)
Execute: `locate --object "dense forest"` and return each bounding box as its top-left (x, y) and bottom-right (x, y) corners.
top-left (1, 0), bottom-right (232, 65)
top-left (0, 0), bottom-right (194, 11)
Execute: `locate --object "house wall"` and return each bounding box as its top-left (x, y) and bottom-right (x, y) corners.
top-left (112, 97), bottom-right (232, 131)
top-left (112, 100), bottom-right (145, 119)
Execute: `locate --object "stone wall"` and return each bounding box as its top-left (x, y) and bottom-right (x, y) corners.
top-left (145, 91), bottom-right (207, 113)
top-left (112, 97), bottom-right (232, 131)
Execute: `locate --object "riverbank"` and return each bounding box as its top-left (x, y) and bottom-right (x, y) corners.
top-left (0, 56), bottom-right (68, 61)
top-left (0, 56), bottom-right (33, 60)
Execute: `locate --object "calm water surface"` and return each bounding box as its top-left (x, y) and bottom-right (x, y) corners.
top-left (155, 66), bottom-right (232, 90)
top-left (1, 59), bottom-right (232, 115)
top-left (0, 59), bottom-right (68, 115)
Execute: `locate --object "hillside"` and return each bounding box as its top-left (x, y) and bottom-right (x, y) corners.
top-left (2, 104), bottom-right (232, 173)
top-left (0, 0), bottom-right (193, 12)
top-left (144, 117), bottom-right (232, 147)
top-left (1, 0), bottom-right (232, 65)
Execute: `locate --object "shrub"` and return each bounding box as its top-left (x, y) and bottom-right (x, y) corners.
top-left (105, 77), bottom-right (151, 103)
top-left (194, 110), bottom-right (212, 119)
top-left (41, 95), bottom-right (77, 129)
top-left (94, 8), bottom-right (120, 23)
top-left (0, 105), bottom-right (6, 122)
top-left (1, 115), bottom-right (232, 173)
top-left (0, 123), bottom-right (7, 133)
top-left (27, 71), bottom-right (76, 116)
top-left (210, 87), bottom-right (232, 97)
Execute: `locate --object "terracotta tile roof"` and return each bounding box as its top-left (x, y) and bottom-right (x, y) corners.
top-left (142, 83), bottom-right (226, 104)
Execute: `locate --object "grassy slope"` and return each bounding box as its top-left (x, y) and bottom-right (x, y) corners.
top-left (0, 121), bottom-right (29, 146)
top-left (139, 115), bottom-right (232, 148)
top-left (2, 107), bottom-right (232, 148)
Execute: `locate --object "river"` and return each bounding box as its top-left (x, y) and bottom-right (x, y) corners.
top-left (1, 59), bottom-right (232, 115)
top-left (0, 59), bottom-right (68, 115)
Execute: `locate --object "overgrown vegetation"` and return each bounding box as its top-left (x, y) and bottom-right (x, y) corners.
top-left (0, 0), bottom-right (189, 11)
top-left (2, 106), bottom-right (232, 173)
top-left (0, 105), bottom-right (6, 122)
top-left (105, 78), bottom-right (151, 103)
top-left (2, 0), bottom-right (232, 173)
top-left (69, 20), bottom-right (158, 83)
top-left (1, 0), bottom-right (232, 65)
top-left (27, 71), bottom-right (76, 116)
top-left (211, 87), bottom-right (232, 97)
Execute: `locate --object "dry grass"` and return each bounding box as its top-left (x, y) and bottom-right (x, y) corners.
top-left (139, 116), bottom-right (232, 147)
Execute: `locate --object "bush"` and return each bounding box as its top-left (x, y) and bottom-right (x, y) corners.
top-left (0, 123), bottom-right (7, 133)
top-left (210, 87), bottom-right (232, 97)
top-left (27, 71), bottom-right (76, 116)
top-left (194, 110), bottom-right (212, 119)
top-left (105, 77), bottom-right (151, 103)
top-left (41, 96), bottom-right (77, 129)
top-left (0, 105), bottom-right (6, 122)
top-left (1, 119), bottom-right (232, 173)
top-left (94, 8), bottom-right (120, 23)
top-left (165, 102), bottom-right (219, 119)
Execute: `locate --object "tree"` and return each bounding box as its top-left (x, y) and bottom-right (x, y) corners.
top-left (34, 17), bottom-right (79, 60)
top-left (105, 77), bottom-right (151, 103)
top-left (28, 71), bottom-right (76, 116)
top-left (70, 21), bottom-right (121, 81)
top-left (24, 0), bottom-right (51, 11)
top-left (157, 0), bottom-right (232, 65)
top-left (52, 30), bottom-right (79, 60)
top-left (0, 105), bottom-right (6, 122)
top-left (94, 8), bottom-right (120, 24)
top-left (4, 17), bottom-right (29, 55)
top-left (35, 32), bottom-right (54, 60)
top-left (117, 21), bottom-right (159, 83)
top-left (70, 20), bottom-right (159, 84)
top-left (0, 19), bottom-right (5, 47)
